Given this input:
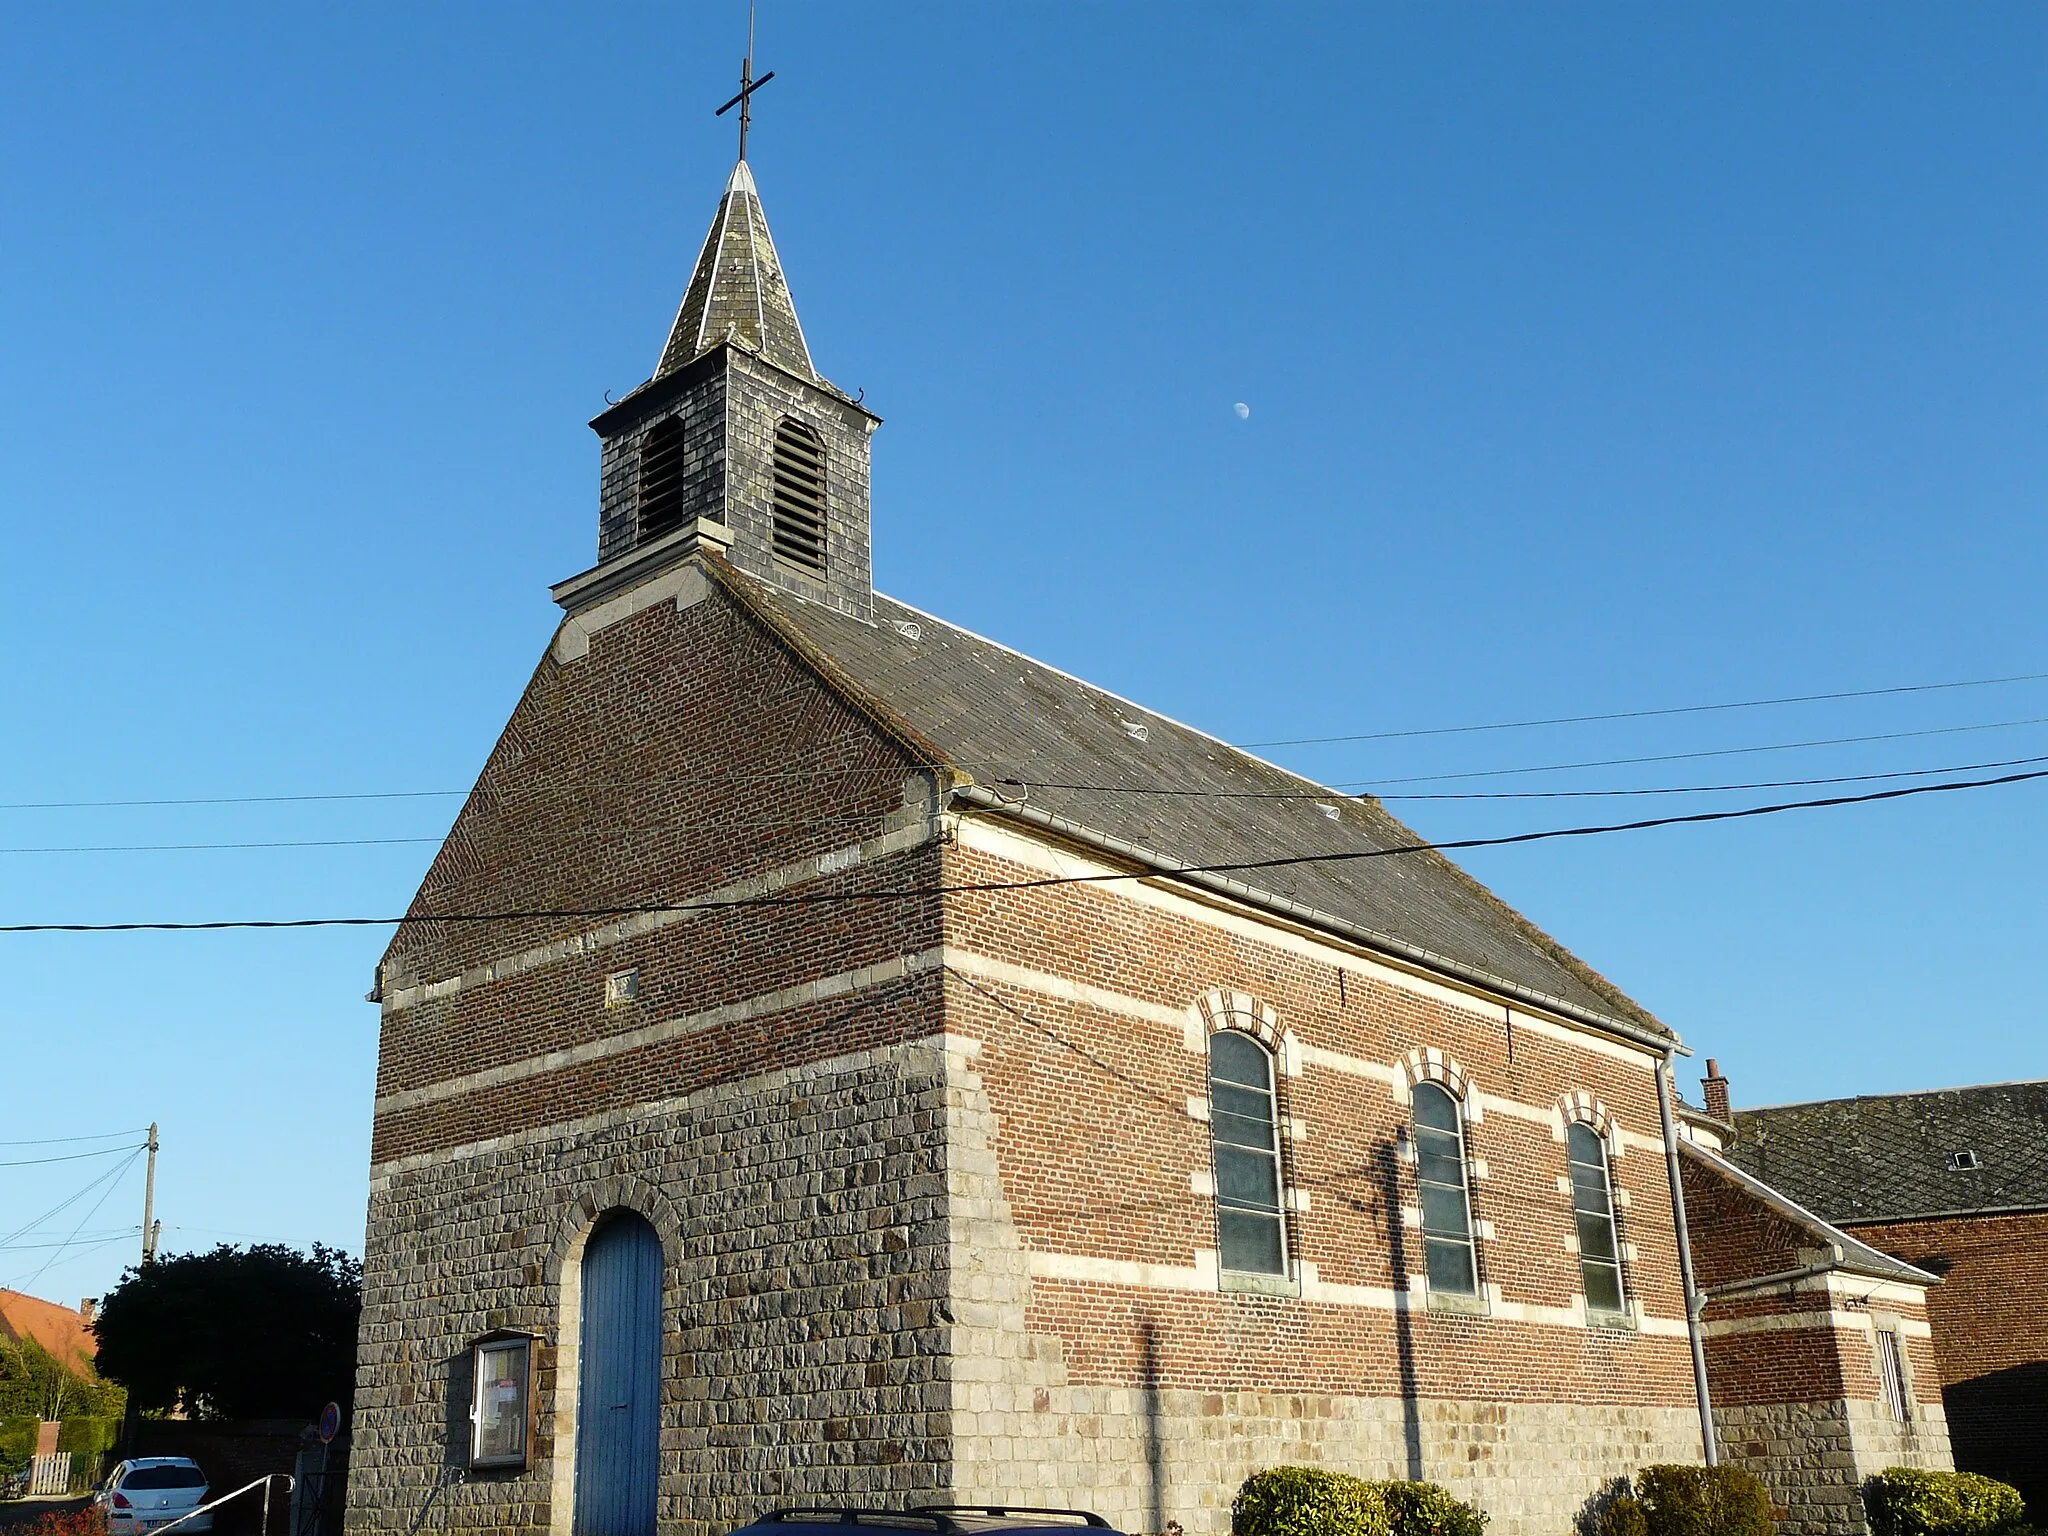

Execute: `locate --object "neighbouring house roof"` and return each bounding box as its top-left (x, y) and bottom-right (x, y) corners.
top-left (1727, 1079), bottom-right (2048, 1224)
top-left (0, 1288), bottom-right (97, 1376)
top-left (721, 565), bottom-right (1674, 1045)
top-left (1681, 1141), bottom-right (1940, 1288)
top-left (657, 159), bottom-right (816, 384)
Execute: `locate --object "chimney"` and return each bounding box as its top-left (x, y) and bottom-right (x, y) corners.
top-left (79, 1297), bottom-right (97, 1325)
top-left (1702, 1059), bottom-right (1731, 1122)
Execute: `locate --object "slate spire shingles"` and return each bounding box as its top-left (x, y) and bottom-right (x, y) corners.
top-left (658, 159), bottom-right (817, 383)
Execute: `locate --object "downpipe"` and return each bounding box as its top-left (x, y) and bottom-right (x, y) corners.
top-left (1656, 1051), bottom-right (1718, 1465)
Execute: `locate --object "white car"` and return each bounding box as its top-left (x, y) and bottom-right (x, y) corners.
top-left (94, 1457), bottom-right (213, 1534)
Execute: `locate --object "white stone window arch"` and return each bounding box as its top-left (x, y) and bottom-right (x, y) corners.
top-left (1556, 1094), bottom-right (1630, 1319)
top-left (1194, 991), bottom-right (1297, 1283)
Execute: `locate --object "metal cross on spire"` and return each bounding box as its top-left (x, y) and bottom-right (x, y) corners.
top-left (715, 4), bottom-right (775, 162)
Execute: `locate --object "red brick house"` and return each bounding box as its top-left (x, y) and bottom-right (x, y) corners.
top-left (342, 153), bottom-right (1951, 1536)
top-left (1719, 1078), bottom-right (2048, 1517)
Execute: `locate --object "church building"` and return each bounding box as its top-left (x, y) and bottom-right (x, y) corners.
top-left (343, 138), bottom-right (1952, 1536)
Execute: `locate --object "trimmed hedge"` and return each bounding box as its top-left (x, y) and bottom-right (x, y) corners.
top-left (1234, 1467), bottom-right (1390, 1536)
top-left (1866, 1469), bottom-right (2028, 1536)
top-left (1612, 1465), bottom-right (1775, 1536)
top-left (1232, 1468), bottom-right (1486, 1536)
top-left (1381, 1481), bottom-right (1487, 1536)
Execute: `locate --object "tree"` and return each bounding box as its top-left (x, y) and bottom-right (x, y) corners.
top-left (93, 1244), bottom-right (361, 1420)
top-left (0, 1334), bottom-right (122, 1424)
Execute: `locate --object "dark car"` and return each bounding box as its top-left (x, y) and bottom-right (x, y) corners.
top-left (730, 1507), bottom-right (1123, 1536)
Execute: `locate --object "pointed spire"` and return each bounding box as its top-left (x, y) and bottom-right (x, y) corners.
top-left (657, 160), bottom-right (816, 383)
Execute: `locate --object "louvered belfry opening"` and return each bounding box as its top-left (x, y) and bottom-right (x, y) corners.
top-left (770, 418), bottom-right (828, 574)
top-left (635, 416), bottom-right (691, 544)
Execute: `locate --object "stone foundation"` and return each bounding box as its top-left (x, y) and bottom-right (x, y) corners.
top-left (1716, 1398), bottom-right (1952, 1536)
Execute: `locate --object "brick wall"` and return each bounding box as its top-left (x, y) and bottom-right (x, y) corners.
top-left (1680, 1155), bottom-right (1951, 1535)
top-left (1841, 1209), bottom-right (2048, 1515)
top-left (932, 826), bottom-right (1707, 1534)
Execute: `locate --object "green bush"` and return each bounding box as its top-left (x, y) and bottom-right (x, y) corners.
top-left (1233, 1467), bottom-right (1392, 1536)
top-left (1634, 1464), bottom-right (1775, 1536)
top-left (1866, 1469), bottom-right (2027, 1536)
top-left (1380, 1481), bottom-right (1487, 1536)
top-left (1591, 1496), bottom-right (1648, 1536)
top-left (57, 1417), bottom-right (113, 1462)
top-left (0, 1413), bottom-right (38, 1476)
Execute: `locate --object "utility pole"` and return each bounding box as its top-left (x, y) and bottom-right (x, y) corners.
top-left (141, 1123), bottom-right (160, 1264)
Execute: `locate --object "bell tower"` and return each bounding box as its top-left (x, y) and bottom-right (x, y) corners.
top-left (562, 155), bottom-right (880, 623)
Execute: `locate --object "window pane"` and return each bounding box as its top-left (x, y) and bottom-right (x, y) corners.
top-left (1567, 1123), bottom-right (1605, 1168)
top-left (1576, 1211), bottom-right (1618, 1262)
top-left (1425, 1236), bottom-right (1477, 1295)
top-left (1413, 1082), bottom-right (1460, 1133)
top-left (1215, 1145), bottom-right (1280, 1209)
top-left (1417, 1138), bottom-right (1465, 1190)
top-left (1420, 1184), bottom-right (1471, 1240)
top-left (1211, 1081), bottom-right (1271, 1122)
top-left (1582, 1260), bottom-right (1624, 1315)
top-left (1219, 1209), bottom-right (1285, 1275)
top-left (1209, 1031), bottom-right (1272, 1089)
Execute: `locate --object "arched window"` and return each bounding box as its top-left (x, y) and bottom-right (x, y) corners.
top-left (636, 417), bottom-right (691, 544)
top-left (770, 418), bottom-right (828, 574)
top-left (1568, 1122), bottom-right (1625, 1314)
top-left (1413, 1081), bottom-right (1478, 1296)
top-left (1208, 1030), bottom-right (1286, 1276)
top-left (574, 1211), bottom-right (662, 1536)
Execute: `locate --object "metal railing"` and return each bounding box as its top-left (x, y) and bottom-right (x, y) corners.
top-left (149, 1473), bottom-right (295, 1536)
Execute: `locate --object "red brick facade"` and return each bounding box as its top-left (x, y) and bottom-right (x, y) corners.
top-left (1839, 1210), bottom-right (2048, 1514)
top-left (1680, 1150), bottom-right (1949, 1535)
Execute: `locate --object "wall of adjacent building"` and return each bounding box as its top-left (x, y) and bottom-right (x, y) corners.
top-left (1680, 1156), bottom-right (1950, 1536)
top-left (1839, 1209), bottom-right (2048, 1518)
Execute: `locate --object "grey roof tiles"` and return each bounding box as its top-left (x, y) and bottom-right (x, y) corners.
top-left (1727, 1080), bottom-right (2048, 1223)
top-left (659, 160), bottom-right (815, 383)
top-left (738, 573), bottom-right (1673, 1044)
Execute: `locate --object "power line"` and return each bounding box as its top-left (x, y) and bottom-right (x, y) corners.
top-left (1, 761), bottom-right (2041, 935)
top-left (0, 789), bottom-right (469, 813)
top-left (0, 664), bottom-right (2041, 816)
top-left (1237, 668), bottom-right (2048, 749)
top-left (0, 837), bottom-right (444, 855)
top-left (1002, 752), bottom-right (2048, 804)
top-left (0, 1143), bottom-right (150, 1168)
top-left (1347, 713), bottom-right (2048, 788)
top-left (0, 1127), bottom-right (150, 1147)
top-left (7, 735), bottom-right (2048, 859)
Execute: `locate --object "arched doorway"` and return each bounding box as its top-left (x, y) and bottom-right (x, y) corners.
top-left (573, 1210), bottom-right (663, 1536)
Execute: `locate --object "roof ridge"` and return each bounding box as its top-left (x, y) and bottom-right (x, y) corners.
top-left (1737, 1078), bottom-right (2048, 1114)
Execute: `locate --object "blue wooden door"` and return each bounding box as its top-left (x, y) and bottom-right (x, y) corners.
top-left (574, 1212), bottom-right (663, 1536)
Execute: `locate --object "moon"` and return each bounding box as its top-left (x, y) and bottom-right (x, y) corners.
top-left (1234, 402), bottom-right (1251, 420)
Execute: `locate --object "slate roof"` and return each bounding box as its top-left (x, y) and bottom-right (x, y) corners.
top-left (731, 571), bottom-right (1673, 1044)
top-left (658, 160), bottom-right (815, 383)
top-left (1727, 1080), bottom-right (2048, 1223)
top-left (1680, 1144), bottom-right (1939, 1286)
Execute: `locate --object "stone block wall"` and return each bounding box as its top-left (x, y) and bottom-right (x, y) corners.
top-left (346, 1042), bottom-right (957, 1536)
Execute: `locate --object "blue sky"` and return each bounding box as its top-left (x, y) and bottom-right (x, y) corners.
top-left (3, 4), bottom-right (2044, 1307)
